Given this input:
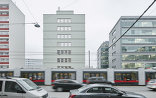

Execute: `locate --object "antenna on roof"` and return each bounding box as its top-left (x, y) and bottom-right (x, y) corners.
top-left (58, 6), bottom-right (60, 11)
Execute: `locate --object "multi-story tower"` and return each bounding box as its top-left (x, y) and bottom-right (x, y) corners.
top-left (0, 0), bottom-right (25, 68)
top-left (97, 41), bottom-right (109, 69)
top-left (43, 9), bottom-right (85, 69)
top-left (109, 16), bottom-right (156, 69)
top-left (25, 59), bottom-right (43, 68)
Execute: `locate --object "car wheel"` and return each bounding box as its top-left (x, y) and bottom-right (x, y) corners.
top-left (56, 87), bottom-right (63, 92)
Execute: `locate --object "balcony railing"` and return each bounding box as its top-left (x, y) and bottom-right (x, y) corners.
top-left (0, 35), bottom-right (9, 37)
top-left (0, 55), bottom-right (9, 57)
top-left (0, 62), bottom-right (9, 64)
top-left (0, 8), bottom-right (9, 10)
top-left (0, 41), bottom-right (8, 44)
top-left (0, 21), bottom-right (9, 23)
top-left (0, 28), bottom-right (9, 30)
top-left (0, 48), bottom-right (9, 50)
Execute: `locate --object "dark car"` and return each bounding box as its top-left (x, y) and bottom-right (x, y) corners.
top-left (69, 84), bottom-right (146, 98)
top-left (52, 79), bottom-right (84, 92)
top-left (86, 77), bottom-right (113, 85)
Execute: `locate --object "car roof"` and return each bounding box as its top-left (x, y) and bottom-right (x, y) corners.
top-left (78, 84), bottom-right (113, 92)
top-left (89, 77), bottom-right (104, 79)
top-left (87, 84), bottom-right (112, 87)
top-left (55, 79), bottom-right (75, 81)
top-left (0, 77), bottom-right (26, 81)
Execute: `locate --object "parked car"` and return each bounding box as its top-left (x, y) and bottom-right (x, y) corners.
top-left (86, 77), bottom-right (113, 85)
top-left (147, 79), bottom-right (156, 90)
top-left (0, 77), bottom-right (49, 98)
top-left (69, 84), bottom-right (146, 98)
top-left (52, 79), bottom-right (84, 91)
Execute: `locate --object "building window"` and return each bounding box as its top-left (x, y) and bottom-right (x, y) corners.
top-left (122, 38), bottom-right (156, 44)
top-left (112, 30), bottom-right (116, 36)
top-left (112, 59), bottom-right (116, 63)
top-left (57, 26), bottom-right (72, 31)
top-left (0, 12), bottom-right (9, 15)
top-left (112, 37), bottom-right (116, 43)
top-left (0, 17), bottom-right (9, 21)
top-left (57, 18), bottom-right (72, 23)
top-left (0, 58), bottom-right (9, 62)
top-left (57, 50), bottom-right (71, 55)
top-left (57, 34), bottom-right (71, 38)
top-left (0, 24), bottom-right (9, 28)
top-left (0, 4), bottom-right (9, 9)
top-left (112, 44), bottom-right (116, 49)
top-left (57, 42), bottom-right (72, 46)
top-left (112, 51), bottom-right (116, 56)
top-left (0, 45), bottom-right (9, 48)
top-left (57, 58), bottom-right (71, 63)
top-left (0, 31), bottom-right (9, 35)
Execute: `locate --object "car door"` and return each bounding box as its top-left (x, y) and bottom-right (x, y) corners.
top-left (104, 87), bottom-right (126, 98)
top-left (68, 80), bottom-right (81, 90)
top-left (0, 80), bottom-right (3, 98)
top-left (2, 81), bottom-right (25, 98)
top-left (87, 87), bottom-right (109, 98)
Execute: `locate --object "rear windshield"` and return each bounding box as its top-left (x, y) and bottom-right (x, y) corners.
top-left (149, 79), bottom-right (156, 82)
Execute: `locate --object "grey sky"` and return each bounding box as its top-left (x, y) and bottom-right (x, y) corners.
top-left (12, 0), bottom-right (156, 67)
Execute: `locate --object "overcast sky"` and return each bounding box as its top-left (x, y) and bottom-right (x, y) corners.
top-left (12, 0), bottom-right (156, 68)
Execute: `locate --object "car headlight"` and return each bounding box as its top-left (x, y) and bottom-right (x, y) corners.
top-left (42, 93), bottom-right (48, 98)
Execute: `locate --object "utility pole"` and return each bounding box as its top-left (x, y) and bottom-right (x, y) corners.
top-left (89, 50), bottom-right (90, 68)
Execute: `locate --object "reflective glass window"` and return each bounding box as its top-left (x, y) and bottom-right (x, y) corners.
top-left (122, 38), bottom-right (156, 44)
top-left (115, 72), bottom-right (138, 81)
top-left (122, 54), bottom-right (156, 61)
top-left (122, 29), bottom-right (156, 35)
top-left (83, 72), bottom-right (107, 80)
top-left (52, 72), bottom-right (76, 80)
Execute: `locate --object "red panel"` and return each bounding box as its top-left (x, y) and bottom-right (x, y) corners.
top-left (0, 28), bottom-right (9, 30)
top-left (0, 55), bottom-right (9, 57)
top-left (114, 80), bottom-right (139, 83)
top-left (0, 15), bottom-right (9, 16)
top-left (51, 80), bottom-right (55, 82)
top-left (0, 48), bottom-right (9, 50)
top-left (0, 21), bottom-right (9, 23)
top-left (0, 42), bottom-right (9, 44)
top-left (0, 35), bottom-right (9, 37)
top-left (83, 80), bottom-right (87, 83)
top-left (0, 62), bottom-right (9, 64)
top-left (0, 8), bottom-right (9, 10)
top-left (32, 80), bottom-right (45, 82)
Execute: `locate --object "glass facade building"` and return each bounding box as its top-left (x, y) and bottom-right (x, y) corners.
top-left (109, 16), bottom-right (156, 69)
top-left (97, 41), bottom-right (109, 69)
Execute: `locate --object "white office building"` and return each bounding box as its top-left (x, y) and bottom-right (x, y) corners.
top-left (0, 0), bottom-right (25, 68)
top-left (25, 59), bottom-right (43, 68)
top-left (43, 9), bottom-right (85, 69)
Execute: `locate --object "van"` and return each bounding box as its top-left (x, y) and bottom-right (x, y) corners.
top-left (0, 77), bottom-right (49, 98)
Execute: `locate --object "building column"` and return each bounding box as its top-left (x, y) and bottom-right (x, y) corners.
top-left (138, 68), bottom-right (145, 85)
top-left (45, 69), bottom-right (51, 85)
top-left (77, 69), bottom-right (83, 83)
top-left (13, 68), bottom-right (20, 77)
top-left (107, 68), bottom-right (114, 83)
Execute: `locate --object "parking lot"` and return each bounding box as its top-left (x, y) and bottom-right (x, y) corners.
top-left (41, 86), bottom-right (156, 98)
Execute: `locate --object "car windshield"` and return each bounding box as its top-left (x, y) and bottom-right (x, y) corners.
top-left (17, 79), bottom-right (40, 91)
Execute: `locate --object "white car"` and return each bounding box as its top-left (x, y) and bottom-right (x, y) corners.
top-left (147, 79), bottom-right (156, 90)
top-left (0, 77), bottom-right (50, 98)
